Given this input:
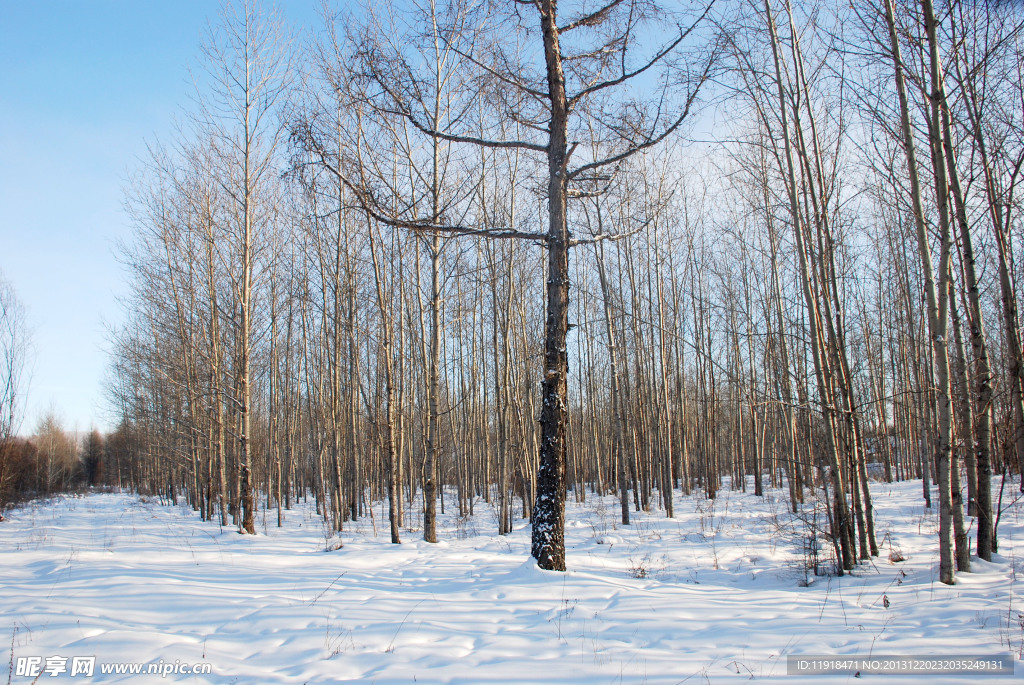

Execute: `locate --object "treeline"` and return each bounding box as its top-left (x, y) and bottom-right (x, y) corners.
top-left (106, 0), bottom-right (1024, 582)
top-left (0, 419), bottom-right (115, 513)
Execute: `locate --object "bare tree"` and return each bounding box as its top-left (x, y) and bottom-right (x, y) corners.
top-left (0, 270), bottom-right (30, 510)
top-left (300, 0), bottom-right (718, 571)
top-left (946, 1), bottom-right (1024, 558)
top-left (0, 271), bottom-right (29, 444)
top-left (877, 0), bottom-right (956, 584)
top-left (106, 0), bottom-right (1024, 584)
top-left (198, 0), bottom-right (292, 533)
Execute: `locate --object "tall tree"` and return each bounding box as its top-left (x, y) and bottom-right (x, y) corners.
top-left (302, 0), bottom-right (718, 571)
top-left (0, 271), bottom-right (29, 446)
top-left (198, 0), bottom-right (292, 533)
top-left (0, 271), bottom-right (30, 510)
top-left (880, 0), bottom-right (957, 584)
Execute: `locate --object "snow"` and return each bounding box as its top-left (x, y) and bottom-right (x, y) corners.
top-left (2, 480), bottom-right (1022, 683)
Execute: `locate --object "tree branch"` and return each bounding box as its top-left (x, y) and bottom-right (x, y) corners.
top-left (567, 60), bottom-right (710, 179)
top-left (569, 214), bottom-right (653, 246)
top-left (558, 0), bottom-right (625, 34)
top-left (299, 120), bottom-right (546, 242)
top-left (568, 4), bottom-right (713, 105)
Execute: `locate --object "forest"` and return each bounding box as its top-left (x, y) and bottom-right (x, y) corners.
top-left (83, 0), bottom-right (1024, 586)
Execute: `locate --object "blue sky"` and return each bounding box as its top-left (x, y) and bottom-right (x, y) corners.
top-left (0, 1), bottom-right (321, 435)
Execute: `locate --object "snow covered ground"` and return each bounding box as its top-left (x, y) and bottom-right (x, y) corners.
top-left (3, 479), bottom-right (1023, 683)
